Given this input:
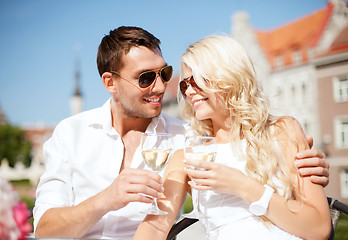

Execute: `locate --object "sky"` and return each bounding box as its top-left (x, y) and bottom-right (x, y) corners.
top-left (0, 0), bottom-right (329, 127)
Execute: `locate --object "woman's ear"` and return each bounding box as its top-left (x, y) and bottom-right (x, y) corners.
top-left (102, 72), bottom-right (117, 94)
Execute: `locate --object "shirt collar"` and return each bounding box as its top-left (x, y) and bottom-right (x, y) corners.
top-left (100, 98), bottom-right (117, 136)
top-left (146, 113), bottom-right (167, 134)
top-left (91, 98), bottom-right (168, 136)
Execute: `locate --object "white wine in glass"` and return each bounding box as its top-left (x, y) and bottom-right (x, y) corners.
top-left (142, 149), bottom-right (171, 172)
top-left (183, 136), bottom-right (217, 219)
top-left (141, 133), bottom-right (173, 215)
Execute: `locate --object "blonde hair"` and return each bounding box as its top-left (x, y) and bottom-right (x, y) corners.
top-left (179, 35), bottom-right (301, 206)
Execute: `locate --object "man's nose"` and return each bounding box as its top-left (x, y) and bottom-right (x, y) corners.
top-left (151, 74), bottom-right (166, 92)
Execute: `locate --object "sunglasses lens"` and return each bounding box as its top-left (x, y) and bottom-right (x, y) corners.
top-left (179, 80), bottom-right (188, 97)
top-left (138, 66), bottom-right (173, 88)
top-left (160, 66), bottom-right (173, 82)
top-left (191, 78), bottom-right (202, 91)
top-left (139, 71), bottom-right (156, 88)
top-left (180, 76), bottom-right (203, 98)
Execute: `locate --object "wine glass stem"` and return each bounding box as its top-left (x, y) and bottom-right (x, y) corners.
top-left (196, 190), bottom-right (201, 213)
top-left (152, 170), bottom-right (161, 211)
top-left (152, 197), bottom-right (160, 210)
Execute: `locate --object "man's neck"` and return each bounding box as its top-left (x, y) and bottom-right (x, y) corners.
top-left (110, 101), bottom-right (155, 171)
top-left (112, 113), bottom-right (153, 137)
top-left (110, 103), bottom-right (153, 137)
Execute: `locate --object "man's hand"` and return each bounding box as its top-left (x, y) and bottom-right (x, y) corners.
top-left (295, 141), bottom-right (330, 187)
top-left (102, 168), bottom-right (164, 211)
top-left (306, 136), bottom-right (314, 148)
top-left (35, 168), bottom-right (163, 238)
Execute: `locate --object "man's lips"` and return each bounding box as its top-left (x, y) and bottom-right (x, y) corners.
top-left (143, 96), bottom-right (162, 104)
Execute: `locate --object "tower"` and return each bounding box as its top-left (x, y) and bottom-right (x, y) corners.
top-left (70, 58), bottom-right (83, 115)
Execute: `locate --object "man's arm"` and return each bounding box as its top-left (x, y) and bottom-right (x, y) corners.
top-left (35, 168), bottom-right (164, 238)
top-left (295, 136), bottom-right (330, 187)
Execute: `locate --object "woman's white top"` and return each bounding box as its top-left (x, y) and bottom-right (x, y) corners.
top-left (191, 141), bottom-right (302, 240)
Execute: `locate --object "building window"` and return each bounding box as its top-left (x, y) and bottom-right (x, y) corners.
top-left (274, 87), bottom-right (282, 110)
top-left (333, 75), bottom-right (348, 102)
top-left (291, 85), bottom-right (296, 105)
top-left (307, 48), bottom-right (314, 59)
top-left (335, 116), bottom-right (348, 149)
top-left (274, 55), bottom-right (284, 69)
top-left (340, 169), bottom-right (348, 198)
top-left (301, 83), bottom-right (307, 103)
top-left (292, 50), bottom-right (302, 65)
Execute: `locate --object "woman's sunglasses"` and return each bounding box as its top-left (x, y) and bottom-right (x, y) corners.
top-left (111, 65), bottom-right (173, 88)
top-left (179, 76), bottom-right (203, 98)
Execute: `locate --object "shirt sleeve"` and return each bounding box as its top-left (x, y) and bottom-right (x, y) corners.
top-left (33, 121), bottom-right (74, 231)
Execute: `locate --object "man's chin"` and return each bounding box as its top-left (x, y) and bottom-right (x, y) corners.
top-left (136, 108), bottom-right (162, 119)
top-left (146, 110), bottom-right (161, 119)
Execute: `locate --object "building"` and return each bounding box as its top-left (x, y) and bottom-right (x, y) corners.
top-left (162, 74), bottom-right (181, 119)
top-left (314, 25), bottom-right (348, 200)
top-left (231, 0), bottom-right (348, 201)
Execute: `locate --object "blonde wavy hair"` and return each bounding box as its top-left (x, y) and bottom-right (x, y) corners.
top-left (179, 35), bottom-right (302, 207)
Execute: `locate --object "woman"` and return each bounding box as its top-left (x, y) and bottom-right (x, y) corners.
top-left (134, 35), bottom-right (331, 240)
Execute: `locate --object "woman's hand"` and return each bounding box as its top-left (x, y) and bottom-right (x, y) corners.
top-left (183, 158), bottom-right (248, 196)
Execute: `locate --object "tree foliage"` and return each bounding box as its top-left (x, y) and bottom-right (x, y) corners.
top-left (0, 124), bottom-right (32, 167)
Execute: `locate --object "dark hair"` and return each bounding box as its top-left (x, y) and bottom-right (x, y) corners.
top-left (96, 26), bottom-right (161, 76)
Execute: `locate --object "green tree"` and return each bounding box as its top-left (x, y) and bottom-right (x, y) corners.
top-left (0, 124), bottom-right (32, 167)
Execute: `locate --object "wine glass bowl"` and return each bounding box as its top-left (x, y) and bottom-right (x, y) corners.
top-left (140, 132), bottom-right (173, 215)
top-left (184, 152), bottom-right (216, 170)
top-left (183, 136), bottom-right (217, 219)
top-left (142, 149), bottom-right (171, 172)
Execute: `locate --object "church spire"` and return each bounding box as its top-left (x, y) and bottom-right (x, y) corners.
top-left (73, 59), bottom-right (82, 97)
top-left (70, 57), bottom-right (83, 115)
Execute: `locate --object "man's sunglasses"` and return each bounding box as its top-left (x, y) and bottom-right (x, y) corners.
top-left (111, 65), bottom-right (173, 88)
top-left (179, 76), bottom-right (203, 98)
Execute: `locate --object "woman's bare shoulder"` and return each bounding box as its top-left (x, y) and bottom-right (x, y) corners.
top-left (273, 116), bottom-right (309, 150)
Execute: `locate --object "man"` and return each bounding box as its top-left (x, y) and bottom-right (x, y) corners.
top-left (33, 26), bottom-right (329, 239)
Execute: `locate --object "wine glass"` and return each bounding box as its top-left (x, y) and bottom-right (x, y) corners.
top-left (140, 132), bottom-right (173, 215)
top-left (183, 136), bottom-right (217, 219)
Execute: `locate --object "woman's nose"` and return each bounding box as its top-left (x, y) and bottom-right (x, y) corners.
top-left (185, 83), bottom-right (197, 97)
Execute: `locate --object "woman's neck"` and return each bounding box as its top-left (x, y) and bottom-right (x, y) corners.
top-left (213, 121), bottom-right (241, 144)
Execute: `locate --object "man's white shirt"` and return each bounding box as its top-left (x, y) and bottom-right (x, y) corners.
top-left (33, 98), bottom-right (188, 239)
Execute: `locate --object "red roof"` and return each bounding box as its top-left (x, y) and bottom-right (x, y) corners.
top-left (316, 24), bottom-right (348, 57)
top-left (24, 127), bottom-right (54, 148)
top-left (255, 3), bottom-right (333, 69)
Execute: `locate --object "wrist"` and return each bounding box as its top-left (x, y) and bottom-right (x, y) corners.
top-left (249, 184), bottom-right (274, 216)
top-left (93, 189), bottom-right (113, 214)
top-left (237, 178), bottom-right (264, 203)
